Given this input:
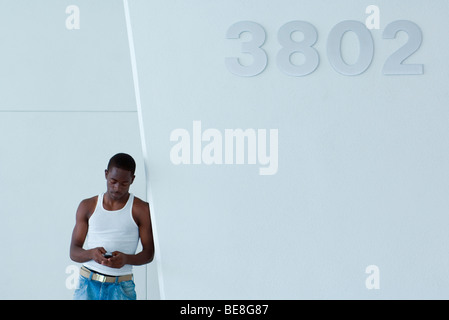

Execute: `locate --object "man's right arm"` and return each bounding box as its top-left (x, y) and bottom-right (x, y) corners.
top-left (69, 197), bottom-right (108, 265)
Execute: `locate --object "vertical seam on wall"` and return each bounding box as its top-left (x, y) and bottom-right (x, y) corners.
top-left (123, 0), bottom-right (166, 300)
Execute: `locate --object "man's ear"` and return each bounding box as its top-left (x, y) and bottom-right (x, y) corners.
top-left (131, 175), bottom-right (135, 184)
top-left (105, 169), bottom-right (109, 179)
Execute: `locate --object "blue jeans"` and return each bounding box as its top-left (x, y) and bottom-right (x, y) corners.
top-left (73, 274), bottom-right (137, 300)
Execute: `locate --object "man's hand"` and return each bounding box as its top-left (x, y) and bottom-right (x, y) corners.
top-left (90, 247), bottom-right (108, 265)
top-left (101, 251), bottom-right (128, 269)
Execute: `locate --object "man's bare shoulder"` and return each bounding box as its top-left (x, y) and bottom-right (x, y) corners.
top-left (132, 196), bottom-right (151, 220)
top-left (77, 196), bottom-right (98, 218)
top-left (133, 196), bottom-right (150, 211)
top-left (131, 196), bottom-right (151, 226)
top-left (80, 195), bottom-right (98, 207)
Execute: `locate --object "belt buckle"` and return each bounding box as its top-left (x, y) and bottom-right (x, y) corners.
top-left (96, 274), bottom-right (108, 283)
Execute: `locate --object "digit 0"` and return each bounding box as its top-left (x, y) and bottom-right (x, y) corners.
top-left (327, 20), bottom-right (374, 76)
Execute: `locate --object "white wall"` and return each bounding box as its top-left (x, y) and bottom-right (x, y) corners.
top-left (1, 0), bottom-right (449, 299)
top-left (129, 0), bottom-right (449, 299)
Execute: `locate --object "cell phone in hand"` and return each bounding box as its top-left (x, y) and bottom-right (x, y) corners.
top-left (104, 252), bottom-right (113, 258)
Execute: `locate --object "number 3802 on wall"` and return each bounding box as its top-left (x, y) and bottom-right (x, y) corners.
top-left (225, 20), bottom-right (423, 77)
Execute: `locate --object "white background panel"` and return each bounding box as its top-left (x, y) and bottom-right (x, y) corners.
top-left (128, 0), bottom-right (449, 298)
top-left (0, 0), bottom-right (135, 111)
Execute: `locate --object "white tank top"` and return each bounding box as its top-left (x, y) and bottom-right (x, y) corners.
top-left (83, 193), bottom-right (139, 276)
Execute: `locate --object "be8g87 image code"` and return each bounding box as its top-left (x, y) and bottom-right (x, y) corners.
top-left (224, 304), bottom-right (268, 315)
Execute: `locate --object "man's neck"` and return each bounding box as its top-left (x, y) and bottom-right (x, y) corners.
top-left (103, 192), bottom-right (130, 211)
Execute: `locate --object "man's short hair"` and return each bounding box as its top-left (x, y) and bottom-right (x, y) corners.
top-left (107, 153), bottom-right (136, 175)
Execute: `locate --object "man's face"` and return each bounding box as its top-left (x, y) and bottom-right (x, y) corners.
top-left (105, 167), bottom-right (135, 200)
